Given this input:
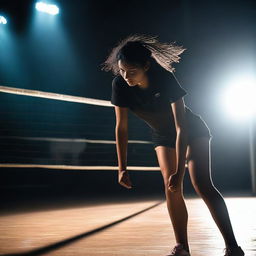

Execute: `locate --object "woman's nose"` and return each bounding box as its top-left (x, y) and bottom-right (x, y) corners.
top-left (124, 72), bottom-right (129, 79)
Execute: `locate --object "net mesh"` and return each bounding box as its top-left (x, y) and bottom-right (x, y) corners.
top-left (0, 86), bottom-right (160, 170)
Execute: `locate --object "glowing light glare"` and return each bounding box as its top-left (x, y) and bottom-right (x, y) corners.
top-left (0, 16), bottom-right (7, 24)
top-left (223, 77), bottom-right (256, 120)
top-left (35, 2), bottom-right (59, 15)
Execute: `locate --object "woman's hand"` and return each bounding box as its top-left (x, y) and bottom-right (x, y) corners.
top-left (168, 173), bottom-right (181, 192)
top-left (118, 170), bottom-right (132, 189)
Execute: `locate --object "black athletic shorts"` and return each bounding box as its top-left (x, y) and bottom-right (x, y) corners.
top-left (152, 114), bottom-right (213, 149)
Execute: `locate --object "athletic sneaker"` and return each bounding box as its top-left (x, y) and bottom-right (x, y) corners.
top-left (223, 246), bottom-right (245, 256)
top-left (166, 244), bottom-right (191, 256)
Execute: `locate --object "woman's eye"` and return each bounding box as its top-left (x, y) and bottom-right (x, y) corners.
top-left (119, 70), bottom-right (136, 75)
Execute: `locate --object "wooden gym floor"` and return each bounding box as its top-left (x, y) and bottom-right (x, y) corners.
top-left (0, 196), bottom-right (255, 256)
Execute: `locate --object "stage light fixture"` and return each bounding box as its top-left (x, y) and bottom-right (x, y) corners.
top-left (35, 2), bottom-right (59, 15)
top-left (0, 16), bottom-right (7, 24)
top-left (222, 76), bottom-right (256, 120)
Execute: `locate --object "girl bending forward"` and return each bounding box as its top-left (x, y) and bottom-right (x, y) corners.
top-left (102, 34), bottom-right (244, 256)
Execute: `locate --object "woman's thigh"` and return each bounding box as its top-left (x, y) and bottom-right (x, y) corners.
top-left (186, 137), bottom-right (214, 190)
top-left (155, 146), bottom-right (176, 185)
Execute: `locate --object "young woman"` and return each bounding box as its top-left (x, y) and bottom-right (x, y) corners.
top-left (101, 34), bottom-right (244, 256)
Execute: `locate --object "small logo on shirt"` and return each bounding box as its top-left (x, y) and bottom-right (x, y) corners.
top-left (154, 92), bottom-right (161, 98)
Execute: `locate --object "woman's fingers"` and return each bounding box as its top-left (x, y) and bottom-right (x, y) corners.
top-left (121, 181), bottom-right (132, 189)
top-left (168, 185), bottom-right (177, 192)
top-left (168, 174), bottom-right (179, 192)
top-left (118, 171), bottom-right (132, 189)
top-left (121, 175), bottom-right (132, 188)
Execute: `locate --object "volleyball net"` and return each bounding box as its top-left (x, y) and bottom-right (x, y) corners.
top-left (0, 85), bottom-right (161, 171)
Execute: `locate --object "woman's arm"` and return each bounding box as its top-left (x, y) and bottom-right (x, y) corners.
top-left (114, 106), bottom-right (132, 189)
top-left (170, 98), bottom-right (188, 190)
top-left (114, 106), bottom-right (128, 171)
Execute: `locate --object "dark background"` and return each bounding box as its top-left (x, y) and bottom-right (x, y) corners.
top-left (0, 0), bottom-right (255, 208)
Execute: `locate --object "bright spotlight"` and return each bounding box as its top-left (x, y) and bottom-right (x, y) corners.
top-left (223, 76), bottom-right (256, 120)
top-left (35, 2), bottom-right (59, 15)
top-left (0, 16), bottom-right (7, 24)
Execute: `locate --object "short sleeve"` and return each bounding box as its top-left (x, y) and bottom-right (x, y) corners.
top-left (166, 72), bottom-right (187, 103)
top-left (111, 76), bottom-right (130, 107)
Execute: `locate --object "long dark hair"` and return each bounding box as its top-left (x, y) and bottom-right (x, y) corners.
top-left (101, 34), bottom-right (186, 75)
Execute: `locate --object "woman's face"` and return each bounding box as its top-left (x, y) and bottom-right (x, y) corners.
top-left (118, 59), bottom-right (149, 87)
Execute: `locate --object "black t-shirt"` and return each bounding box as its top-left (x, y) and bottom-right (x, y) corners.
top-left (110, 62), bottom-right (190, 138)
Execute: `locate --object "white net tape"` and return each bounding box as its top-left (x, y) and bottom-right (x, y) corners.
top-left (0, 164), bottom-right (161, 171)
top-left (0, 136), bottom-right (152, 144)
top-left (0, 86), bottom-right (112, 107)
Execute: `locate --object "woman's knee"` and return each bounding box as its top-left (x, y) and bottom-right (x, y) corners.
top-left (193, 181), bottom-right (218, 198)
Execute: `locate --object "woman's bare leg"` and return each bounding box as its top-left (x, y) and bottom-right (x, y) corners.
top-left (186, 137), bottom-right (239, 249)
top-left (155, 146), bottom-right (190, 252)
